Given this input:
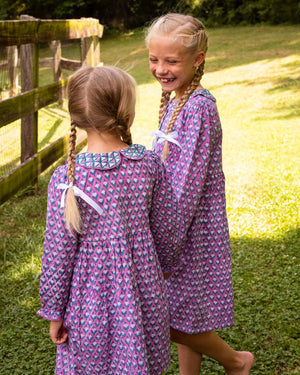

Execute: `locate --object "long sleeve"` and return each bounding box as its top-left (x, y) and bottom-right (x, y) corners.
top-left (148, 154), bottom-right (185, 273)
top-left (163, 97), bottom-right (223, 233)
top-left (37, 168), bottom-right (78, 321)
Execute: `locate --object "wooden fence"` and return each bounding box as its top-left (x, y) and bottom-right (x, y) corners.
top-left (0, 17), bottom-right (103, 205)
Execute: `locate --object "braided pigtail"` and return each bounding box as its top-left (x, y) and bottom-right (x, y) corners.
top-left (114, 111), bottom-right (133, 146)
top-left (122, 128), bottom-right (133, 145)
top-left (65, 120), bottom-right (82, 234)
top-left (161, 68), bottom-right (203, 160)
top-left (159, 90), bottom-right (171, 125)
top-left (115, 121), bottom-right (133, 146)
top-left (197, 60), bottom-right (205, 83)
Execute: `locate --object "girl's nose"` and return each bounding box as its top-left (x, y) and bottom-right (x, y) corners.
top-left (156, 63), bottom-right (168, 75)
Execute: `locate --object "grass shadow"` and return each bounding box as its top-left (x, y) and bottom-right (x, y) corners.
top-left (267, 76), bottom-right (300, 94)
top-left (38, 118), bottom-right (63, 150)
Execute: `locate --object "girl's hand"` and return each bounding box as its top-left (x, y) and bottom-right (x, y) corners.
top-left (49, 319), bottom-right (68, 345)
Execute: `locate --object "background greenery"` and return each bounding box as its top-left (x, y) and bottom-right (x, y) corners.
top-left (0, 0), bottom-right (299, 27)
top-left (0, 24), bottom-right (300, 374)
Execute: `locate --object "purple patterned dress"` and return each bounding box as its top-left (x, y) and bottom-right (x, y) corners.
top-left (37, 144), bottom-right (184, 375)
top-left (154, 89), bottom-right (234, 334)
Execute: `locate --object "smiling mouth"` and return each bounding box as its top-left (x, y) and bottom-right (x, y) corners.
top-left (158, 77), bottom-right (175, 83)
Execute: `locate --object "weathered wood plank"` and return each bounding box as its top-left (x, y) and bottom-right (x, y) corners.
top-left (0, 19), bottom-right (104, 46)
top-left (0, 56), bottom-right (82, 70)
top-left (38, 19), bottom-right (104, 42)
top-left (81, 37), bottom-right (94, 66)
top-left (38, 57), bottom-right (82, 71)
top-left (93, 36), bottom-right (101, 66)
top-left (50, 40), bottom-right (62, 82)
top-left (0, 131), bottom-right (87, 205)
top-left (39, 57), bottom-right (53, 68)
top-left (50, 40), bottom-right (63, 104)
top-left (7, 46), bottom-right (18, 96)
top-left (20, 15), bottom-right (39, 163)
top-left (0, 20), bottom-right (39, 46)
top-left (0, 79), bottom-right (69, 128)
top-left (0, 154), bottom-right (39, 205)
top-left (61, 57), bottom-right (82, 71)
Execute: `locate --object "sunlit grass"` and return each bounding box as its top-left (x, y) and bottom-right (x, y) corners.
top-left (206, 55), bottom-right (300, 239)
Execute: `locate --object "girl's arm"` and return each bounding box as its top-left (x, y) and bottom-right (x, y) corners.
top-left (37, 168), bottom-right (78, 321)
top-left (149, 154), bottom-right (185, 273)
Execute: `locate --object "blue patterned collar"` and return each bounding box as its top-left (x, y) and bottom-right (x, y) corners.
top-left (191, 88), bottom-right (216, 102)
top-left (76, 144), bottom-right (146, 170)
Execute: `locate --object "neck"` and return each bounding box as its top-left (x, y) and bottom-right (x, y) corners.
top-left (86, 131), bottom-right (129, 153)
top-left (174, 84), bottom-right (204, 101)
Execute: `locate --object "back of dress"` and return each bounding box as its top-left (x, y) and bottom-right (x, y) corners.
top-left (38, 144), bottom-right (183, 375)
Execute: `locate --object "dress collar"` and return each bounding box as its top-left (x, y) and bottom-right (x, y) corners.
top-left (76, 144), bottom-right (146, 170)
top-left (190, 88), bottom-right (216, 102)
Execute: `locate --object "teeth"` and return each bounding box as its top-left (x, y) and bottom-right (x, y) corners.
top-left (160, 78), bottom-right (174, 83)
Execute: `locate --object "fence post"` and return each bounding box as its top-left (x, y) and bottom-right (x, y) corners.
top-left (7, 46), bottom-right (18, 96)
top-left (93, 36), bottom-right (100, 66)
top-left (81, 37), bottom-right (94, 66)
top-left (50, 40), bottom-right (63, 105)
top-left (20, 15), bottom-right (39, 165)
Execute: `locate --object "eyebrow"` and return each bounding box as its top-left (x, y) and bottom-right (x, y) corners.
top-left (149, 53), bottom-right (182, 60)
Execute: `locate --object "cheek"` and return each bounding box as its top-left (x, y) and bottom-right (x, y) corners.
top-left (182, 67), bottom-right (195, 81)
top-left (149, 63), bottom-right (156, 75)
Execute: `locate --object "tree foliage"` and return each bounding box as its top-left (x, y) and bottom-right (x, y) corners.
top-left (193, 0), bottom-right (300, 26)
top-left (0, 0), bottom-right (299, 26)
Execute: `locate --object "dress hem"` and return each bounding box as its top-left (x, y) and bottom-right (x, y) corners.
top-left (170, 320), bottom-right (234, 335)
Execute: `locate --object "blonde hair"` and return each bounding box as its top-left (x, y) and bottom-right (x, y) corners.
top-left (146, 13), bottom-right (208, 160)
top-left (64, 65), bottom-right (137, 233)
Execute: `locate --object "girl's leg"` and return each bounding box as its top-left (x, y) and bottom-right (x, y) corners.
top-left (171, 328), bottom-right (254, 375)
top-left (177, 343), bottom-right (202, 375)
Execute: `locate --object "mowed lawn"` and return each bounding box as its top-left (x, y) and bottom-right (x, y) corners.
top-left (0, 25), bottom-right (299, 374)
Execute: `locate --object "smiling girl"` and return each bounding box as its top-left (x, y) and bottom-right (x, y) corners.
top-left (146, 13), bottom-right (254, 375)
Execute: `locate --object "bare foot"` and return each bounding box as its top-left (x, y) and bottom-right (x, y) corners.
top-left (225, 351), bottom-right (254, 375)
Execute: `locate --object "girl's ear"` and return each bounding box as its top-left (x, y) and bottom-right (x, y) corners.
top-left (193, 51), bottom-right (205, 68)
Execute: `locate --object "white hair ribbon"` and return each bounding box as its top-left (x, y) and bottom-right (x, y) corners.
top-left (57, 183), bottom-right (103, 216)
top-left (150, 130), bottom-right (182, 150)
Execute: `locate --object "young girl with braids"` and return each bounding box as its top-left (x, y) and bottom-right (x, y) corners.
top-left (146, 13), bottom-right (254, 375)
top-left (37, 65), bottom-right (185, 375)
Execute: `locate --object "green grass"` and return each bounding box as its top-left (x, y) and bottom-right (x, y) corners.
top-left (0, 25), bottom-right (300, 374)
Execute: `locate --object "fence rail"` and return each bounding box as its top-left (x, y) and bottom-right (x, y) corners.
top-left (0, 79), bottom-right (68, 128)
top-left (0, 18), bottom-right (103, 46)
top-left (0, 17), bottom-right (103, 205)
top-left (1, 131), bottom-right (87, 204)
